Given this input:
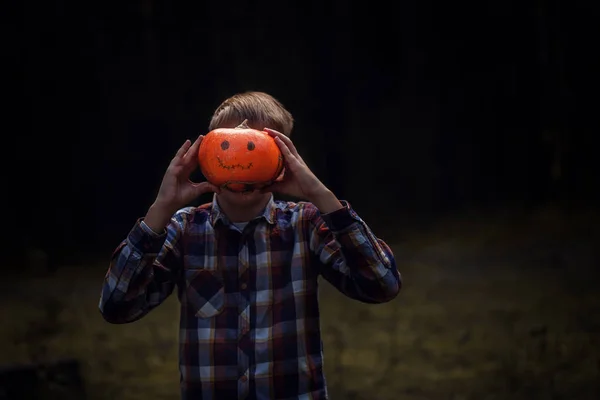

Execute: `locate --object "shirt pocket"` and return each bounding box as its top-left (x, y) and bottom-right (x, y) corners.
top-left (184, 268), bottom-right (225, 318)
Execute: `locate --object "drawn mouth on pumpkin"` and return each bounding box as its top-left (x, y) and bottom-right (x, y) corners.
top-left (216, 156), bottom-right (253, 170)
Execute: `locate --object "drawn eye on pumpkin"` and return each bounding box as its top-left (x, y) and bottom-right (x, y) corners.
top-left (247, 141), bottom-right (255, 151)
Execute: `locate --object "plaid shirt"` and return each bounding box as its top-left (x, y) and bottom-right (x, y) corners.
top-left (99, 194), bottom-right (401, 400)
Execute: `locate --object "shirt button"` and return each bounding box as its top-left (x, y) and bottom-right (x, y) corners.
top-left (240, 283), bottom-right (247, 290)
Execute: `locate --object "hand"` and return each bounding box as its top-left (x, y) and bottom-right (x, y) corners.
top-left (260, 128), bottom-right (327, 200)
top-left (263, 128), bottom-right (344, 213)
top-left (145, 135), bottom-right (220, 232)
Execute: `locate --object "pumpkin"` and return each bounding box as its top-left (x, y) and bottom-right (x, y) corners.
top-left (198, 119), bottom-right (284, 192)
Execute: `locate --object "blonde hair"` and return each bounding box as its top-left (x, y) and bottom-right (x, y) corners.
top-left (208, 91), bottom-right (294, 136)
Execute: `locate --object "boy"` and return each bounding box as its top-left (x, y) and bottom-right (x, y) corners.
top-left (99, 91), bottom-right (401, 400)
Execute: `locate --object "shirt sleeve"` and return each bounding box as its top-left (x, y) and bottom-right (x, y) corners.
top-left (306, 201), bottom-right (401, 303)
top-left (98, 210), bottom-right (187, 323)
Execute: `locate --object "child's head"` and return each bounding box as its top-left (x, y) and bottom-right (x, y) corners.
top-left (207, 91), bottom-right (293, 211)
top-left (209, 91), bottom-right (294, 137)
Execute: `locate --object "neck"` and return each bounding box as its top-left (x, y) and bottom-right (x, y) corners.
top-left (215, 193), bottom-right (273, 223)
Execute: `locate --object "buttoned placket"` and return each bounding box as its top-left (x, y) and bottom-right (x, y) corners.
top-left (236, 224), bottom-right (252, 399)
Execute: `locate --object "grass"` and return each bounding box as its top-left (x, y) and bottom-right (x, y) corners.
top-left (1, 206), bottom-right (599, 399)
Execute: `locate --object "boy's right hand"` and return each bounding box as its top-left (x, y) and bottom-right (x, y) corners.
top-left (144, 135), bottom-right (220, 233)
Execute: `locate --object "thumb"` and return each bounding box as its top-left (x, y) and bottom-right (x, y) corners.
top-left (191, 181), bottom-right (221, 196)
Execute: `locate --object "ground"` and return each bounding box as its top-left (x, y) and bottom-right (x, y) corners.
top-left (1, 206), bottom-right (599, 399)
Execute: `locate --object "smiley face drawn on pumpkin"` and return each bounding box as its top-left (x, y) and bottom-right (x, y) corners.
top-left (215, 140), bottom-right (256, 170)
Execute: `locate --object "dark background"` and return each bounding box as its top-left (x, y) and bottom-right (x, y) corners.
top-left (7, 0), bottom-right (598, 261)
top-left (3, 1), bottom-right (600, 399)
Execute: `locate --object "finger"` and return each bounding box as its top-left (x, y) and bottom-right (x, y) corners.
top-left (190, 181), bottom-right (221, 195)
top-left (273, 136), bottom-right (295, 162)
top-left (275, 168), bottom-right (285, 182)
top-left (264, 128), bottom-right (300, 158)
top-left (182, 134), bottom-right (203, 171)
top-left (171, 140), bottom-right (192, 166)
top-left (184, 134), bottom-right (203, 162)
top-left (273, 137), bottom-right (302, 172)
top-left (265, 128), bottom-right (299, 157)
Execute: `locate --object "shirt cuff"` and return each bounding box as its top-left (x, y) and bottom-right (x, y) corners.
top-left (320, 200), bottom-right (361, 232)
top-left (127, 218), bottom-right (167, 254)
top-left (140, 220), bottom-right (166, 237)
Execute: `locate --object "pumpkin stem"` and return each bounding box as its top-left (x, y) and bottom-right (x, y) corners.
top-left (236, 119), bottom-right (250, 129)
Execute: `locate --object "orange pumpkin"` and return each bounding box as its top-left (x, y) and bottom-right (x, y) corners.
top-left (198, 120), bottom-right (284, 192)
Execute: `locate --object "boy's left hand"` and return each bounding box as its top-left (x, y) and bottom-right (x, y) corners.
top-left (262, 128), bottom-right (328, 201)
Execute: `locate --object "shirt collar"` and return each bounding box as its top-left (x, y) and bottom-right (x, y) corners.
top-left (209, 193), bottom-right (278, 227)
